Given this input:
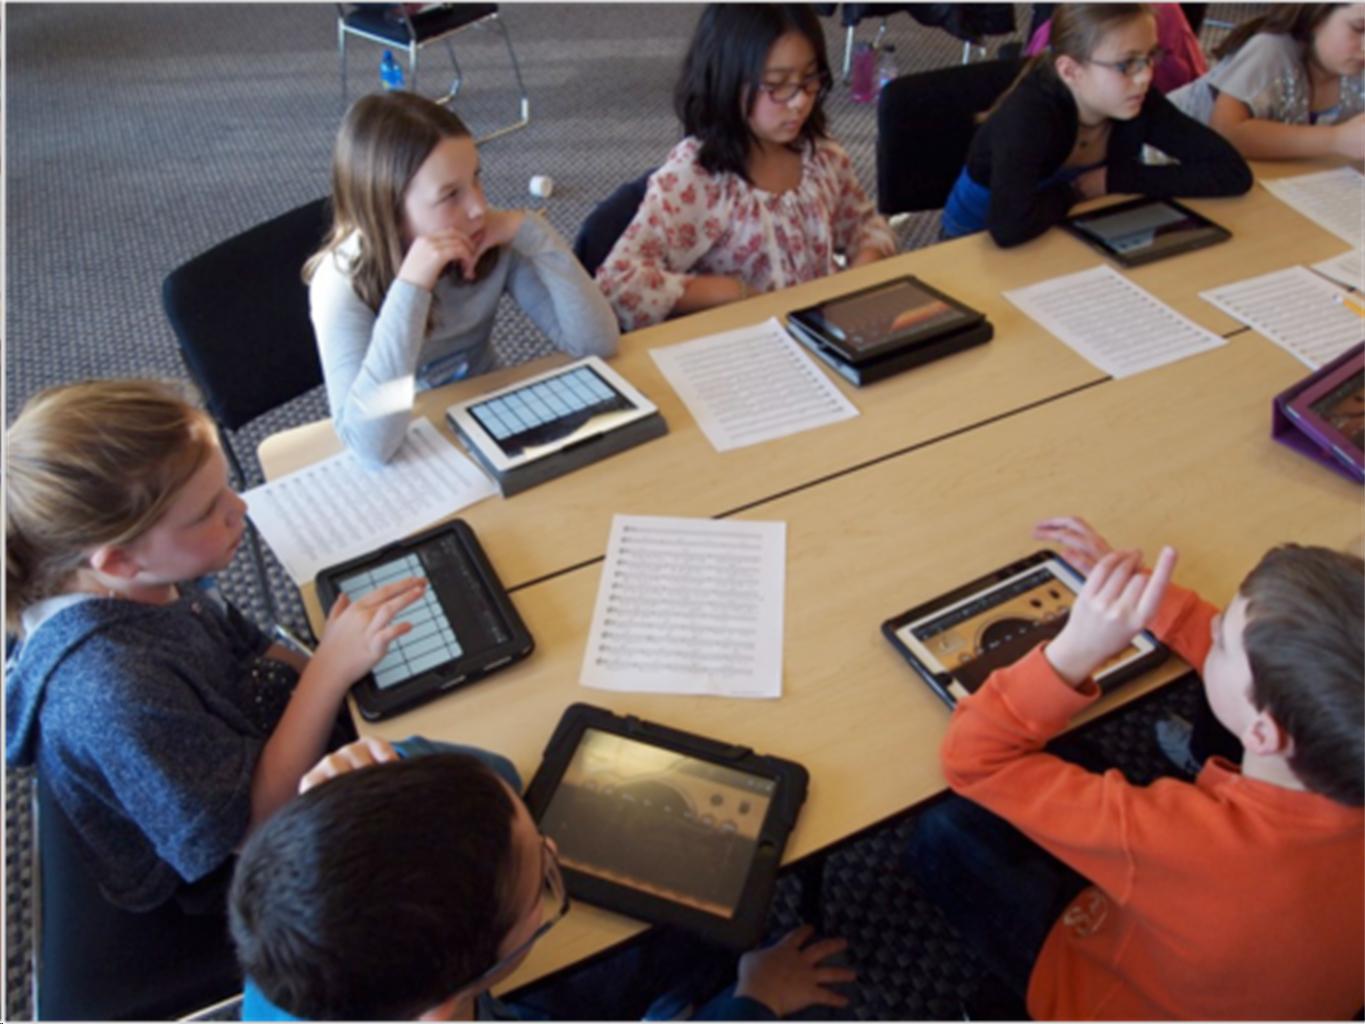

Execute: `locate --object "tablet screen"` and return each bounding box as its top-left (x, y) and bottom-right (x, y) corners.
top-left (538, 728), bottom-right (776, 918)
top-left (1309, 368), bottom-right (1365, 452)
top-left (468, 364), bottom-right (635, 459)
top-left (895, 560), bottom-right (1155, 696)
top-left (332, 533), bottom-right (510, 690)
top-left (807, 279), bottom-right (973, 356)
top-left (1070, 201), bottom-right (1224, 260)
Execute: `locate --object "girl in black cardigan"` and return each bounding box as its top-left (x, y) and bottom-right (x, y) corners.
top-left (942, 4), bottom-right (1252, 248)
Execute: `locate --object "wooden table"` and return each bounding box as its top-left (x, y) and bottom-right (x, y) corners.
top-left (254, 160), bottom-right (1363, 994)
top-left (354, 333), bottom-right (1360, 993)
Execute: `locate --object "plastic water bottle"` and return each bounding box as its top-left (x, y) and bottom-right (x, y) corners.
top-left (849, 42), bottom-right (877, 104)
top-left (876, 44), bottom-right (898, 96)
top-left (379, 50), bottom-right (405, 92)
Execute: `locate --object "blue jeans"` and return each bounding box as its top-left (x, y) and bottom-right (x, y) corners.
top-left (902, 735), bottom-right (1104, 1000)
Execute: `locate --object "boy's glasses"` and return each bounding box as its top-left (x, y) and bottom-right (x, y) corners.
top-left (1087, 47), bottom-right (1166, 78)
top-left (469, 836), bottom-right (570, 989)
top-left (757, 70), bottom-right (832, 104)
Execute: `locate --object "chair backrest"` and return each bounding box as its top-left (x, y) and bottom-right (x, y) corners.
top-left (573, 170), bottom-right (653, 279)
top-left (34, 775), bottom-right (241, 1019)
top-left (875, 57), bottom-right (1025, 215)
top-left (162, 197), bottom-right (331, 432)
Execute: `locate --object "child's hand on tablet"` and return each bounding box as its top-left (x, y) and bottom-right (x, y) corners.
top-left (312, 576), bottom-right (427, 688)
top-left (1045, 547), bottom-right (1177, 687)
top-left (1033, 516), bottom-right (1115, 574)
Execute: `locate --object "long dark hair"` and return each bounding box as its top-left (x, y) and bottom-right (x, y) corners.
top-left (673, 3), bottom-right (830, 181)
top-left (1213, 4), bottom-right (1343, 62)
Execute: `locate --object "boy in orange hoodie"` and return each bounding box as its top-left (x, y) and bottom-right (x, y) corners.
top-left (905, 516), bottom-right (1364, 1020)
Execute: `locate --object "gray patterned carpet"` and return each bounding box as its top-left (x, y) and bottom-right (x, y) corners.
top-left (4, 4), bottom-right (1251, 1018)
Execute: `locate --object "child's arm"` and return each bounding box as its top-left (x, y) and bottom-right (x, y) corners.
top-left (594, 148), bottom-right (736, 331)
top-left (310, 253), bottom-right (433, 463)
top-left (984, 95), bottom-right (1079, 247)
top-left (246, 577), bottom-right (426, 830)
top-left (1110, 91), bottom-right (1253, 198)
top-left (939, 549), bottom-right (1179, 901)
top-left (1210, 96), bottom-right (1365, 161)
top-left (824, 143), bottom-right (896, 266)
top-left (501, 211), bottom-right (622, 357)
top-left (691, 925), bottom-right (854, 1020)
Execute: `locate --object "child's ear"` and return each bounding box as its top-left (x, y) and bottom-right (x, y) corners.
top-left (88, 543), bottom-right (141, 581)
top-left (1243, 708), bottom-right (1293, 758)
top-left (1054, 54), bottom-right (1084, 87)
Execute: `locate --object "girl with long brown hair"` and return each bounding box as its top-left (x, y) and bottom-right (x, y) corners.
top-left (941, 4), bottom-right (1252, 246)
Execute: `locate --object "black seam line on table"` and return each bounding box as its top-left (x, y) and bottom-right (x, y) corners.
top-left (506, 375), bottom-right (1112, 594)
top-left (1222, 325), bottom-right (1252, 338)
top-left (718, 374), bottom-right (1112, 519)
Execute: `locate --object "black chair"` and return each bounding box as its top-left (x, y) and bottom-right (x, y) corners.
top-left (875, 57), bottom-right (1024, 215)
top-left (336, 3), bottom-right (529, 143)
top-left (162, 197), bottom-right (332, 623)
top-left (572, 170), bottom-right (653, 280)
top-left (32, 775), bottom-right (241, 1019)
top-left (830, 3), bottom-right (1017, 78)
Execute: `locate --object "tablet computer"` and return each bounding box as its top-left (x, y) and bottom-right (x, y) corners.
top-left (522, 703), bottom-right (808, 949)
top-left (315, 520), bottom-right (533, 721)
top-left (1063, 197), bottom-right (1230, 268)
top-left (881, 551), bottom-right (1167, 708)
top-left (786, 273), bottom-right (988, 382)
top-left (1284, 346), bottom-right (1365, 481)
top-left (446, 357), bottom-right (667, 496)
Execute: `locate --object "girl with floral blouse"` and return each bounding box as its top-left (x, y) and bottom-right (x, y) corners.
top-left (596, 3), bottom-right (896, 332)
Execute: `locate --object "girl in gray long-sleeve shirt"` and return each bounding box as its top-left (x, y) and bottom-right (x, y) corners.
top-left (306, 93), bottom-right (620, 464)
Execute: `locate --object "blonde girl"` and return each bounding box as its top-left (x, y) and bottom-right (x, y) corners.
top-left (307, 92), bottom-right (620, 464)
top-left (5, 379), bottom-right (423, 911)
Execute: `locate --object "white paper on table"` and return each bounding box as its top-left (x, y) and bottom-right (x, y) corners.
top-left (580, 515), bottom-right (785, 699)
top-left (243, 418), bottom-right (497, 585)
top-left (1200, 266), bottom-right (1365, 370)
top-left (1312, 249), bottom-right (1365, 292)
top-left (1004, 265), bottom-right (1225, 378)
top-left (1262, 167), bottom-right (1364, 249)
top-left (649, 316), bottom-right (858, 451)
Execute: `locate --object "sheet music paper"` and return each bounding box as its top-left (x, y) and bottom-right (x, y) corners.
top-left (243, 418), bottom-right (497, 584)
top-left (1262, 167), bottom-right (1364, 248)
top-left (1313, 249), bottom-right (1365, 292)
top-left (650, 317), bottom-right (858, 451)
top-left (1200, 266), bottom-right (1365, 369)
top-left (580, 515), bottom-right (785, 699)
top-left (1004, 265), bottom-right (1225, 378)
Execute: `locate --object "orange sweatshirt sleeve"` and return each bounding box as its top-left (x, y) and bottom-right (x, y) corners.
top-left (1144, 580), bottom-right (1217, 674)
top-left (939, 583), bottom-right (1215, 905)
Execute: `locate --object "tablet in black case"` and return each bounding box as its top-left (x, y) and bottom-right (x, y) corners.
top-left (882, 550), bottom-right (1168, 708)
top-left (785, 275), bottom-right (992, 386)
top-left (523, 703), bottom-right (809, 949)
top-left (315, 520), bottom-right (533, 721)
top-left (1064, 197), bottom-right (1231, 268)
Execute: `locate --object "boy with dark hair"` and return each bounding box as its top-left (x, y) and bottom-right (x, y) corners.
top-left (905, 517), bottom-right (1364, 1020)
top-left (231, 738), bottom-right (854, 1021)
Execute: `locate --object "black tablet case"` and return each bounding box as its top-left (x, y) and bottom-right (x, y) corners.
top-left (523, 703), bottom-right (809, 950)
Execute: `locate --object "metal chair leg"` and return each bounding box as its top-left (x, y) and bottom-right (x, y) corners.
top-left (338, 21), bottom-right (348, 106)
top-left (444, 38), bottom-right (463, 99)
top-left (409, 40), bottom-right (419, 91)
top-left (473, 13), bottom-right (530, 144)
top-left (842, 24), bottom-right (855, 82)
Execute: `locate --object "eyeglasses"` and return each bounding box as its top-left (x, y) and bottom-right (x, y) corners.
top-left (469, 836), bottom-right (570, 989)
top-left (757, 71), bottom-right (831, 104)
top-left (1087, 47), bottom-right (1166, 77)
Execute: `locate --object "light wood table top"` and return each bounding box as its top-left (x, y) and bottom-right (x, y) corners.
top-left (259, 161), bottom-right (1343, 605)
top-left (262, 233), bottom-right (1115, 601)
top-left (381, 332), bottom-right (1361, 995)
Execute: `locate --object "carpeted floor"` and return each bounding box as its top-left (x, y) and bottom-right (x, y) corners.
top-left (4, 4), bottom-right (1253, 1018)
